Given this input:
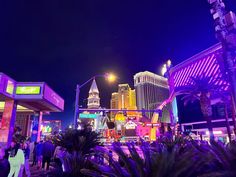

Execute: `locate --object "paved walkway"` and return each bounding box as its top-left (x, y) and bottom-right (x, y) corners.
top-left (21, 165), bottom-right (51, 177)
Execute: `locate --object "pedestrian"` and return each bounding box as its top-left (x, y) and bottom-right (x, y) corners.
top-left (20, 142), bottom-right (31, 177)
top-left (7, 140), bottom-right (25, 177)
top-left (31, 142), bottom-right (37, 167)
top-left (0, 146), bottom-right (10, 177)
top-left (42, 138), bottom-right (54, 170)
top-left (53, 146), bottom-right (63, 172)
top-left (36, 140), bottom-right (43, 169)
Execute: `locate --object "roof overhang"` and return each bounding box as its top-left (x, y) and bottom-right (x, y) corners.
top-left (0, 73), bottom-right (64, 112)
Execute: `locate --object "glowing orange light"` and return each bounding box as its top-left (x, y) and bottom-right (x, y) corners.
top-left (105, 73), bottom-right (116, 82)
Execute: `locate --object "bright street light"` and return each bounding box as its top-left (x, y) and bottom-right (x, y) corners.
top-left (105, 73), bottom-right (117, 83)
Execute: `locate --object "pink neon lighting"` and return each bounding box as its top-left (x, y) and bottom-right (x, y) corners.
top-left (208, 64), bottom-right (219, 81)
top-left (175, 69), bottom-right (185, 87)
top-left (191, 60), bottom-right (202, 78)
top-left (196, 56), bottom-right (209, 76)
top-left (194, 60), bottom-right (205, 77)
top-left (205, 57), bottom-right (216, 77)
top-left (203, 55), bottom-right (214, 75)
top-left (178, 67), bottom-right (189, 86)
top-left (182, 66), bottom-right (192, 85)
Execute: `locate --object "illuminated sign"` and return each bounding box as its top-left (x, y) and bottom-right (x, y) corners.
top-left (79, 113), bottom-right (98, 119)
top-left (41, 125), bottom-right (52, 134)
top-left (115, 113), bottom-right (126, 122)
top-left (145, 123), bottom-right (160, 127)
top-left (124, 121), bottom-right (137, 129)
top-left (6, 80), bottom-right (14, 95)
top-left (16, 86), bottom-right (41, 95)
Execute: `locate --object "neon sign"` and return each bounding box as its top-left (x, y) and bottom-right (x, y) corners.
top-left (16, 86), bottom-right (41, 95)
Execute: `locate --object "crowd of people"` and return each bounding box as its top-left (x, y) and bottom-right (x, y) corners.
top-left (0, 137), bottom-right (60, 177)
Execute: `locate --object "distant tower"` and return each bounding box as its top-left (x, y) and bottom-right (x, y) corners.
top-left (87, 79), bottom-right (100, 109)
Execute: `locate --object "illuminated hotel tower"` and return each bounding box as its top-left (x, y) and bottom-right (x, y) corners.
top-left (134, 71), bottom-right (170, 120)
top-left (87, 79), bottom-right (100, 109)
top-left (110, 84), bottom-right (137, 120)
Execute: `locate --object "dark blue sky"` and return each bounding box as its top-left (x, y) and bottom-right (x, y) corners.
top-left (1, 0), bottom-right (236, 128)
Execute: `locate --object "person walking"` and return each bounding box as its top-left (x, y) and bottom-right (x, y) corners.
top-left (7, 141), bottom-right (25, 177)
top-left (20, 142), bottom-right (31, 177)
top-left (31, 142), bottom-right (37, 167)
top-left (0, 146), bottom-right (10, 177)
top-left (36, 140), bottom-right (43, 169)
top-left (42, 138), bottom-right (54, 171)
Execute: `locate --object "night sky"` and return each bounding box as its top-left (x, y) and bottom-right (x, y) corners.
top-left (1, 0), bottom-right (236, 128)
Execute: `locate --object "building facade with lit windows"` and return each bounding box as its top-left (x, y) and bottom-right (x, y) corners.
top-left (134, 71), bottom-right (171, 121)
top-left (110, 84), bottom-right (138, 119)
top-left (110, 92), bottom-right (119, 120)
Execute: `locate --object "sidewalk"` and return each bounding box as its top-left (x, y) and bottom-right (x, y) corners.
top-left (25, 165), bottom-right (51, 177)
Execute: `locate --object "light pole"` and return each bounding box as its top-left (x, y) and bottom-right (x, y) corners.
top-left (73, 73), bottom-right (116, 129)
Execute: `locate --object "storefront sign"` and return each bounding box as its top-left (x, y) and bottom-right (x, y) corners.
top-left (16, 86), bottom-right (41, 95)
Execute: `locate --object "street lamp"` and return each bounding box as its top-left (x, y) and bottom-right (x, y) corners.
top-left (73, 73), bottom-right (116, 129)
top-left (161, 59), bottom-right (172, 77)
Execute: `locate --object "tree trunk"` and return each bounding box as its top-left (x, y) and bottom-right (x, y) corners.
top-left (224, 103), bottom-right (232, 143)
top-left (200, 93), bottom-right (214, 142)
top-left (206, 116), bottom-right (214, 142)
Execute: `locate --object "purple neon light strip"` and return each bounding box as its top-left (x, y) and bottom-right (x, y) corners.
top-left (190, 60), bottom-right (201, 77)
top-left (197, 56), bottom-right (210, 76)
top-left (174, 71), bottom-right (180, 86)
top-left (209, 65), bottom-right (220, 83)
top-left (191, 59), bottom-right (202, 78)
top-left (190, 57), bottom-right (205, 78)
top-left (178, 67), bottom-right (189, 86)
top-left (205, 56), bottom-right (216, 77)
top-left (203, 55), bottom-right (214, 75)
top-left (182, 65), bottom-right (192, 85)
top-left (175, 69), bottom-right (185, 87)
top-left (175, 68), bottom-right (186, 86)
top-left (172, 71), bottom-right (180, 86)
top-left (208, 64), bottom-right (219, 81)
top-left (194, 59), bottom-right (204, 78)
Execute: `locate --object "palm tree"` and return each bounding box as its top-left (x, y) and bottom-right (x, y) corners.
top-left (181, 74), bottom-right (229, 142)
top-left (51, 123), bottom-right (102, 177)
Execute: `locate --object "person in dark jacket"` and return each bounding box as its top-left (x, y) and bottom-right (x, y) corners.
top-left (0, 146), bottom-right (10, 177)
top-left (36, 140), bottom-right (43, 169)
top-left (42, 139), bottom-right (54, 170)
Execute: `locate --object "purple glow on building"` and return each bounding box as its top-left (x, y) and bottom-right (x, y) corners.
top-left (169, 43), bottom-right (229, 94)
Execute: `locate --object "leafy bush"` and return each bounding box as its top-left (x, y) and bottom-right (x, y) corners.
top-left (81, 137), bottom-right (236, 177)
